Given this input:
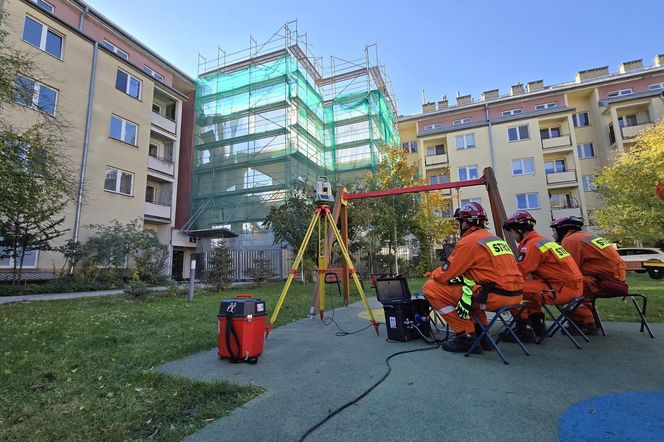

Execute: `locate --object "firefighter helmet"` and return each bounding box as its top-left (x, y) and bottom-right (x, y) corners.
top-left (454, 202), bottom-right (488, 222)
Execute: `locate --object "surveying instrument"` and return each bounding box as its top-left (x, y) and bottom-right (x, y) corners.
top-left (264, 177), bottom-right (380, 337)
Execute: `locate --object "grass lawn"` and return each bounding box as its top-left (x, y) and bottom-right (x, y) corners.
top-left (0, 274), bottom-right (660, 441)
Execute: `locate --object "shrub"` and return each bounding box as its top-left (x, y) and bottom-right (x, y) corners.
top-left (206, 241), bottom-right (234, 291)
top-left (244, 252), bottom-right (275, 286)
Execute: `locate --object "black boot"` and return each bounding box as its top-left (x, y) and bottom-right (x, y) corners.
top-left (499, 318), bottom-right (536, 344)
top-left (474, 323), bottom-right (493, 351)
top-left (442, 332), bottom-right (483, 354)
top-left (530, 313), bottom-right (547, 338)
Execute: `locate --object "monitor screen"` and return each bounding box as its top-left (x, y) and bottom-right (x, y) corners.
top-left (374, 277), bottom-right (410, 303)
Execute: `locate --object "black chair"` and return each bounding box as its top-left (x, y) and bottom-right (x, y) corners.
top-left (465, 304), bottom-right (531, 365)
top-left (324, 272), bottom-right (343, 298)
top-left (591, 293), bottom-right (655, 338)
top-left (537, 296), bottom-right (589, 349)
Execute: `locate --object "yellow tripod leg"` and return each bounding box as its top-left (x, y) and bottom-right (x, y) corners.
top-left (325, 211), bottom-right (380, 336)
top-left (318, 215), bottom-right (327, 321)
top-left (266, 209), bottom-right (320, 337)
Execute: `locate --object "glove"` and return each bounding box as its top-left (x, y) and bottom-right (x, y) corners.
top-left (423, 271), bottom-right (432, 278)
top-left (455, 287), bottom-right (473, 320)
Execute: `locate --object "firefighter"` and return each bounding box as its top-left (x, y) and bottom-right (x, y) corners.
top-left (550, 216), bottom-right (627, 335)
top-left (422, 202), bottom-right (524, 353)
top-left (500, 211), bottom-right (583, 343)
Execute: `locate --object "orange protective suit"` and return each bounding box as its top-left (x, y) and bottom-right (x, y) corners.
top-left (514, 230), bottom-right (583, 319)
top-left (423, 227), bottom-right (524, 334)
top-left (561, 231), bottom-right (626, 325)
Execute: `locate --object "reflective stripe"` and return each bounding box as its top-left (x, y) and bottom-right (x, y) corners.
top-left (477, 235), bottom-right (502, 245)
top-left (440, 306), bottom-right (456, 315)
top-left (485, 240), bottom-right (513, 256)
top-left (582, 234), bottom-right (611, 249)
top-left (538, 241), bottom-right (571, 259)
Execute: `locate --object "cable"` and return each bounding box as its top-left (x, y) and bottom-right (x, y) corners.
top-left (320, 280), bottom-right (382, 336)
top-left (297, 341), bottom-right (439, 442)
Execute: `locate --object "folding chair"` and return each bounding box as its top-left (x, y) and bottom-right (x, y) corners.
top-left (591, 293), bottom-right (655, 338)
top-left (324, 272), bottom-right (343, 298)
top-left (465, 304), bottom-right (531, 365)
top-left (537, 296), bottom-right (589, 349)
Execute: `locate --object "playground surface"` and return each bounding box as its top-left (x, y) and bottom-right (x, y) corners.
top-left (157, 298), bottom-right (664, 441)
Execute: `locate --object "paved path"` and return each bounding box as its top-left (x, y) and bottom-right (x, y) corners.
top-left (0, 287), bottom-right (166, 304)
top-left (157, 299), bottom-right (664, 442)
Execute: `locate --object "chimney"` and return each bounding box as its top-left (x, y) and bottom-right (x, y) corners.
top-left (575, 66), bottom-right (609, 83)
top-left (481, 89), bottom-right (499, 101)
top-left (654, 54), bottom-right (664, 67)
top-left (526, 80), bottom-right (544, 92)
top-left (456, 94), bottom-right (472, 106)
top-left (619, 59), bottom-right (643, 73)
top-left (422, 102), bottom-right (436, 113)
top-left (510, 83), bottom-right (524, 96)
top-left (437, 95), bottom-right (448, 109)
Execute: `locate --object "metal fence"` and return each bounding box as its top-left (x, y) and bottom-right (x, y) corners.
top-left (194, 248), bottom-right (295, 281)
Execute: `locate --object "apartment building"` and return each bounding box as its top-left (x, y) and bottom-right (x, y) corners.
top-left (0, 0), bottom-right (196, 279)
top-left (399, 56), bottom-right (664, 238)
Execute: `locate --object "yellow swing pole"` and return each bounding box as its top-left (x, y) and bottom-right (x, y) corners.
top-left (265, 207), bottom-right (321, 337)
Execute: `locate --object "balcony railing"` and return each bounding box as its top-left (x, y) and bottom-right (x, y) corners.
top-left (546, 169), bottom-right (577, 185)
top-left (620, 121), bottom-right (654, 139)
top-left (425, 153), bottom-right (448, 166)
top-left (148, 154), bottom-right (175, 176)
top-left (541, 134), bottom-right (572, 149)
top-left (551, 206), bottom-right (581, 219)
top-left (144, 201), bottom-right (172, 220)
top-left (152, 112), bottom-right (177, 134)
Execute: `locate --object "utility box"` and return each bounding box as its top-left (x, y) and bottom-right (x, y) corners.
top-left (383, 299), bottom-right (431, 342)
top-left (217, 295), bottom-right (267, 363)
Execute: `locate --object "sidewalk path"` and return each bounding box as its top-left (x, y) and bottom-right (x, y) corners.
top-left (0, 287), bottom-right (166, 304)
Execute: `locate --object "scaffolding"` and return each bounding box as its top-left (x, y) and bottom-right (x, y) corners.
top-left (190, 21), bottom-right (399, 236)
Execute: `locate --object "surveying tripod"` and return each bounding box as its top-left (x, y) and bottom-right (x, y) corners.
top-left (265, 203), bottom-right (380, 337)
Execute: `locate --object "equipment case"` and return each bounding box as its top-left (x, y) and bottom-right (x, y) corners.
top-left (217, 294), bottom-right (267, 363)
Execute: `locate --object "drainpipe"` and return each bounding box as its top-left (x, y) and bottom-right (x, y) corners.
top-left (72, 42), bottom-right (98, 249)
top-left (78, 5), bottom-right (89, 32)
top-left (484, 103), bottom-right (496, 170)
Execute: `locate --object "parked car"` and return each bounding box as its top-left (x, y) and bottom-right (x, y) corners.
top-left (617, 247), bottom-right (664, 279)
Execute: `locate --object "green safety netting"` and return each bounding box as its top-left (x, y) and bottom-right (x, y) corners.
top-left (191, 54), bottom-right (399, 230)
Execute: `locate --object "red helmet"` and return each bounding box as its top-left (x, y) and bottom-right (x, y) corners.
top-left (504, 210), bottom-right (536, 231)
top-left (454, 202), bottom-right (488, 222)
top-left (550, 216), bottom-right (584, 229)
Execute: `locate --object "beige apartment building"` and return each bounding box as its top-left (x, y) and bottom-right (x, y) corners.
top-left (0, 0), bottom-right (196, 279)
top-left (399, 56), bottom-right (664, 240)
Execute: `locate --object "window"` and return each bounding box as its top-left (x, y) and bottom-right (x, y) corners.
top-left (577, 143), bottom-right (595, 159)
top-left (544, 159), bottom-right (566, 174)
top-left (649, 82), bottom-right (664, 91)
top-left (502, 108), bottom-right (523, 116)
top-left (535, 102), bottom-right (558, 111)
top-left (516, 192), bottom-right (540, 210)
top-left (458, 165), bottom-right (478, 181)
top-left (33, 0), bottom-right (54, 13)
top-left (115, 69), bottom-right (141, 99)
top-left (0, 248), bottom-right (38, 268)
top-left (145, 185), bottom-right (155, 203)
top-left (452, 118), bottom-right (472, 125)
top-left (455, 134), bottom-right (475, 149)
top-left (540, 127), bottom-right (561, 139)
top-left (607, 88), bottom-right (633, 98)
top-left (143, 65), bottom-right (164, 82)
top-left (572, 112), bottom-right (590, 127)
top-left (152, 103), bottom-right (162, 114)
top-left (429, 174), bottom-right (448, 185)
top-left (423, 123), bottom-right (443, 131)
top-left (149, 143), bottom-right (159, 157)
top-left (511, 158), bottom-right (535, 176)
top-left (582, 175), bottom-right (597, 192)
top-left (104, 167), bottom-right (133, 195)
top-left (550, 193), bottom-right (573, 209)
top-left (609, 123), bottom-right (616, 144)
top-left (426, 144), bottom-right (445, 156)
top-left (102, 40), bottom-right (129, 60)
top-left (13, 76), bottom-right (57, 115)
top-left (508, 124), bottom-right (529, 141)
top-left (22, 16), bottom-right (63, 58)
top-left (109, 115), bottom-right (138, 145)
top-left (409, 141), bottom-right (418, 153)
top-left (618, 114), bottom-right (638, 127)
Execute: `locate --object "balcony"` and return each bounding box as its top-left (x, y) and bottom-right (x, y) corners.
top-left (621, 121), bottom-right (654, 139)
top-left (546, 170), bottom-right (577, 185)
top-left (551, 206), bottom-right (581, 220)
top-left (425, 153), bottom-right (448, 166)
top-left (541, 134), bottom-right (572, 150)
top-left (144, 201), bottom-right (172, 220)
top-left (148, 154), bottom-right (175, 176)
top-left (152, 112), bottom-right (177, 134)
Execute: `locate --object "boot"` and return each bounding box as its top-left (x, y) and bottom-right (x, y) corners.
top-left (529, 313), bottom-right (547, 338)
top-left (474, 323), bottom-right (493, 352)
top-left (499, 318), bottom-right (536, 344)
top-left (442, 332), bottom-right (483, 354)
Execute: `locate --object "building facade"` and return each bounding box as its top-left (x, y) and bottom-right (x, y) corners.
top-left (399, 57), bottom-right (664, 239)
top-left (1, 0), bottom-right (196, 279)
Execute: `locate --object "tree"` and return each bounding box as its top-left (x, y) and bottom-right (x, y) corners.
top-left (244, 252), bottom-right (275, 286)
top-left (594, 120), bottom-right (664, 244)
top-left (206, 240), bottom-right (234, 291)
top-left (0, 11), bottom-right (76, 283)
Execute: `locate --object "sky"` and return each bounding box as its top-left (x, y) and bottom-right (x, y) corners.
top-left (88, 0), bottom-right (664, 116)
